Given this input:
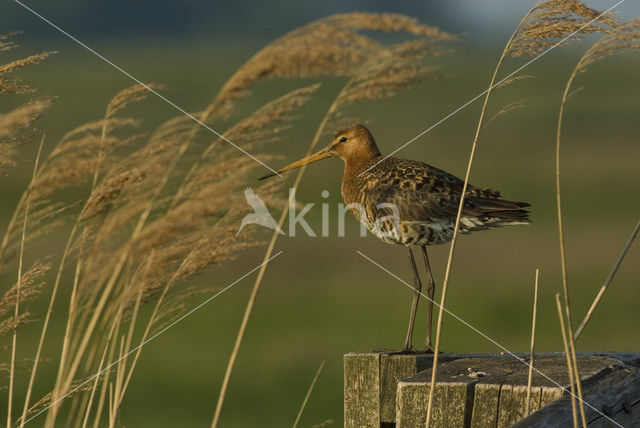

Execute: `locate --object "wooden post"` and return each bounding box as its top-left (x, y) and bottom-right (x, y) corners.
top-left (397, 369), bottom-right (476, 427)
top-left (344, 352), bottom-right (437, 427)
top-left (344, 352), bottom-right (640, 427)
top-left (344, 352), bottom-right (487, 426)
top-left (397, 356), bottom-right (619, 427)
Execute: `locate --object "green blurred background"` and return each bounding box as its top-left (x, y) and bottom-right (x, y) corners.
top-left (2, 1), bottom-right (639, 426)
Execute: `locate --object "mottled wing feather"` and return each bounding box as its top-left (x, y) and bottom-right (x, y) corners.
top-left (361, 158), bottom-right (530, 223)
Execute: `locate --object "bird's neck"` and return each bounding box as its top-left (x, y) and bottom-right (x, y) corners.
top-left (343, 153), bottom-right (380, 178)
top-left (341, 154), bottom-right (384, 203)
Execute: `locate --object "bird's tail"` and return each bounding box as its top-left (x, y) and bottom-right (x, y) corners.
top-left (471, 198), bottom-right (532, 223)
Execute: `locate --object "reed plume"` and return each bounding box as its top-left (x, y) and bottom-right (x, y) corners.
top-left (4, 69), bottom-right (316, 425)
top-left (1, 35), bottom-right (56, 427)
top-left (425, 1), bottom-right (616, 426)
top-left (554, 17), bottom-right (640, 353)
top-left (508, 0), bottom-right (617, 58)
top-left (480, 0), bottom-right (619, 128)
top-left (547, 18), bottom-right (640, 428)
top-left (0, 32), bottom-right (55, 175)
top-left (197, 12), bottom-right (453, 125)
top-left (212, 16), bottom-right (452, 426)
top-left (4, 13), bottom-right (447, 427)
top-left (0, 261), bottom-right (50, 336)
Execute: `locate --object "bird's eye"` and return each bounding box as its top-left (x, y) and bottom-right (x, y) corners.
top-left (340, 137), bottom-right (347, 143)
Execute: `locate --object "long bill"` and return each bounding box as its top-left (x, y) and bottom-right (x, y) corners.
top-left (259, 147), bottom-right (332, 180)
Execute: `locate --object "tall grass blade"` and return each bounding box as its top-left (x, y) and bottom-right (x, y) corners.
top-left (292, 360), bottom-right (326, 428)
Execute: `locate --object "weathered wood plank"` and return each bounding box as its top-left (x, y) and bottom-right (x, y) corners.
top-left (495, 356), bottom-right (617, 427)
top-left (540, 386), bottom-right (563, 408)
top-left (470, 383), bottom-right (502, 428)
top-left (344, 352), bottom-right (639, 427)
top-left (344, 353), bottom-right (380, 427)
top-left (379, 354), bottom-right (426, 422)
top-left (498, 384), bottom-right (537, 427)
top-left (344, 352), bottom-right (445, 427)
top-left (395, 356), bottom-right (622, 427)
top-left (396, 370), bottom-right (476, 428)
top-left (512, 366), bottom-right (640, 427)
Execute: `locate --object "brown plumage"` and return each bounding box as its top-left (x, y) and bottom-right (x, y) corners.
top-left (261, 124), bottom-right (531, 351)
top-left (262, 124), bottom-right (530, 246)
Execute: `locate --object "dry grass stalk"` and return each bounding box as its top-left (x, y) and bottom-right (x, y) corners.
top-left (0, 261), bottom-right (50, 321)
top-left (5, 14), bottom-right (450, 426)
top-left (0, 51), bottom-right (55, 73)
top-left (0, 97), bottom-right (53, 174)
top-left (425, 3), bottom-right (541, 425)
top-left (50, 161), bottom-right (250, 421)
top-left (549, 19), bottom-right (640, 428)
top-left (484, 99), bottom-right (526, 128)
top-left (17, 375), bottom-right (98, 423)
top-left (95, 316), bottom-right (121, 428)
top-left (554, 21), bottom-right (640, 332)
top-left (328, 40), bottom-right (442, 120)
top-left (209, 13), bottom-right (454, 121)
top-left (171, 83), bottom-right (321, 209)
top-left (18, 85), bottom-right (162, 426)
top-left (0, 312), bottom-right (32, 337)
top-left (81, 328), bottom-right (113, 428)
top-left (0, 52), bottom-right (56, 97)
top-left (508, 0), bottom-right (618, 58)
top-left (292, 360), bottom-right (326, 428)
top-left (0, 32), bottom-right (21, 52)
top-left (52, 97), bottom-right (197, 423)
top-left (555, 293), bottom-right (579, 428)
top-left (554, 21), bottom-right (640, 338)
top-left (6, 135), bottom-right (44, 428)
top-left (425, 2), bottom-right (618, 426)
top-left (480, 0), bottom-right (620, 128)
top-left (30, 78), bottom-right (314, 426)
top-left (160, 12), bottom-right (452, 153)
top-left (0, 78), bottom-right (189, 425)
top-left (525, 269), bottom-right (540, 415)
top-left (0, 34), bottom-right (55, 177)
top-left (212, 20), bottom-right (450, 427)
top-left (567, 334), bottom-right (586, 428)
top-left (93, 83), bottom-right (165, 189)
top-left (574, 219), bottom-right (640, 340)
top-left (494, 74), bottom-right (535, 89)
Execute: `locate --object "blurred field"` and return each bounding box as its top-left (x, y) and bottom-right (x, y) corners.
top-left (2, 38), bottom-right (639, 427)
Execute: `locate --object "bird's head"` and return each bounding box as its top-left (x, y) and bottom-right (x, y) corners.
top-left (259, 124), bottom-right (380, 180)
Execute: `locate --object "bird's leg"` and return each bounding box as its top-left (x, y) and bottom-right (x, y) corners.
top-left (403, 247), bottom-right (422, 352)
top-left (421, 246), bottom-right (436, 353)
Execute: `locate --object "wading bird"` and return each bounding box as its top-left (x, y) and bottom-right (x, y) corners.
top-left (260, 124), bottom-right (530, 352)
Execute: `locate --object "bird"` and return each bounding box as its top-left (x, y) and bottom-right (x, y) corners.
top-left (260, 124), bottom-right (530, 352)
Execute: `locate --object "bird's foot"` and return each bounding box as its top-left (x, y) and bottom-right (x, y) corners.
top-left (390, 349), bottom-right (416, 355)
top-left (397, 347), bottom-right (417, 355)
top-left (371, 348), bottom-right (442, 355)
top-left (373, 346), bottom-right (418, 355)
top-left (372, 343), bottom-right (442, 355)
top-left (422, 343), bottom-right (444, 354)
